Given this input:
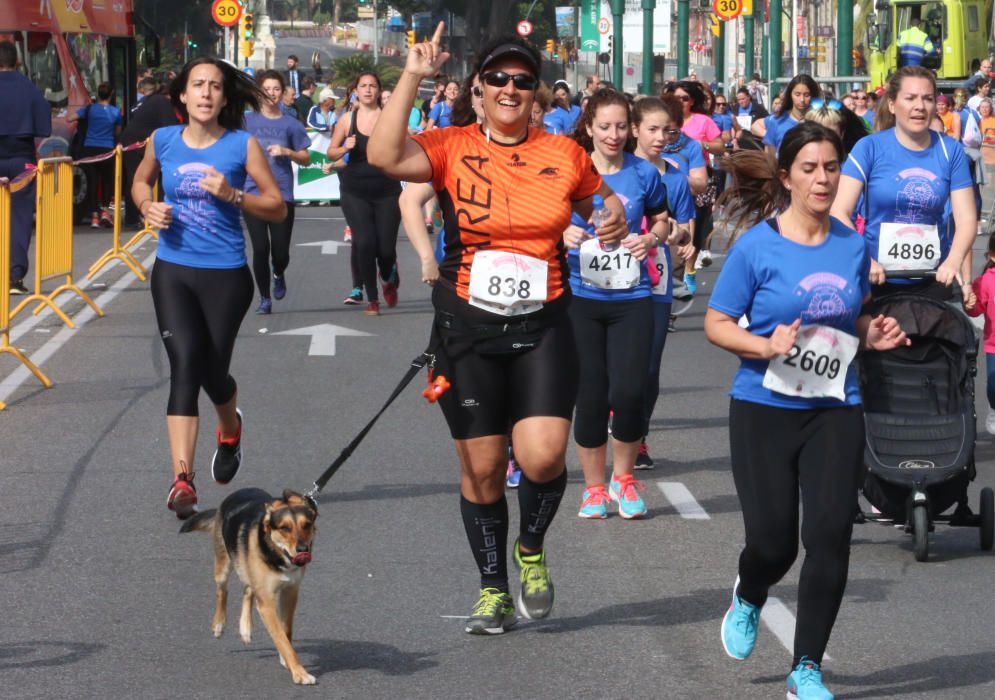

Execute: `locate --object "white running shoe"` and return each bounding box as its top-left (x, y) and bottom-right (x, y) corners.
top-left (986, 412), bottom-right (995, 436)
top-left (694, 249), bottom-right (713, 270)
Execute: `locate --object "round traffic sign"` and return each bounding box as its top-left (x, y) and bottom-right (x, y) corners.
top-left (597, 17), bottom-right (611, 35)
top-left (212, 0), bottom-right (243, 27)
top-left (712, 0), bottom-right (743, 21)
top-left (516, 20), bottom-right (533, 37)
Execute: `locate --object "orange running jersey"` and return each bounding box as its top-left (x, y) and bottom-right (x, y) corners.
top-left (414, 124), bottom-right (602, 306)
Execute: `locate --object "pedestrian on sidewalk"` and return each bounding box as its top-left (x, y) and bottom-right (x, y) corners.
top-left (131, 57), bottom-right (286, 519)
top-left (0, 40), bottom-right (50, 295)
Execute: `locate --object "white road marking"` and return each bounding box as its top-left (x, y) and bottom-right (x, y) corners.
top-left (296, 240), bottom-right (350, 255)
top-left (273, 323), bottom-right (373, 356)
top-left (655, 482), bottom-right (710, 520)
top-left (0, 249), bottom-right (158, 403)
top-left (762, 597), bottom-right (832, 661)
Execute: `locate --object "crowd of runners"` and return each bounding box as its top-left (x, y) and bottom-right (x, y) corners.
top-left (54, 20), bottom-right (990, 700)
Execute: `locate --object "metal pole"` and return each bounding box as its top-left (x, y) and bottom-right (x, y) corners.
top-left (677, 0), bottom-right (689, 79)
top-left (837, 0), bottom-right (852, 76)
top-left (610, 0), bottom-right (624, 88)
top-left (641, 0), bottom-right (655, 94)
top-left (224, 26), bottom-right (230, 64)
top-left (791, 0), bottom-right (798, 77)
top-left (715, 20), bottom-right (725, 89)
top-left (744, 5), bottom-right (754, 78)
top-left (372, 0), bottom-right (379, 65)
top-left (769, 0), bottom-right (782, 82)
top-left (184, 19), bottom-right (189, 64)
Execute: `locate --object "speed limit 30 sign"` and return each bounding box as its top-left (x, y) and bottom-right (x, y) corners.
top-left (212, 0), bottom-right (243, 27)
top-left (712, 0), bottom-right (743, 21)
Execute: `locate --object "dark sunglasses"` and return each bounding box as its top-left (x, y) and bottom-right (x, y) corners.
top-left (676, 94), bottom-right (691, 102)
top-left (809, 98), bottom-right (843, 111)
top-left (481, 71), bottom-right (539, 91)
top-left (715, 101), bottom-right (727, 106)
top-left (664, 128), bottom-right (682, 136)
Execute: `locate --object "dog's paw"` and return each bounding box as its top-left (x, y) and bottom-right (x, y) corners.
top-left (212, 623), bottom-right (224, 638)
top-left (292, 669), bottom-right (316, 685)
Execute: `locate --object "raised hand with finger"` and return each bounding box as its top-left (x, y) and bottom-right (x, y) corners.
top-left (405, 22), bottom-right (451, 78)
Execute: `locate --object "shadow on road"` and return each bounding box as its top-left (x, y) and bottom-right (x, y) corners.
top-left (0, 640), bottom-right (104, 670)
top-left (239, 638), bottom-right (438, 678)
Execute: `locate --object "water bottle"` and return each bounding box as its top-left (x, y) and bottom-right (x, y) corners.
top-left (591, 195), bottom-right (618, 251)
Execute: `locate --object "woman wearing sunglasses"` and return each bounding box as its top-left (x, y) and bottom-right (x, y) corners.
top-left (370, 25), bottom-right (627, 636)
top-left (831, 66), bottom-right (975, 301)
top-left (763, 74), bottom-right (820, 156)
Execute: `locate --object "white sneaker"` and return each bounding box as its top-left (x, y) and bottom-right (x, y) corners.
top-left (694, 249), bottom-right (713, 270)
top-left (986, 412), bottom-right (995, 436)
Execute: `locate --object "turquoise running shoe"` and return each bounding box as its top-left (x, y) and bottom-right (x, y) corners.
top-left (684, 271), bottom-right (698, 295)
top-left (609, 473), bottom-right (647, 519)
top-left (721, 576), bottom-right (761, 660)
top-left (578, 485), bottom-right (610, 519)
top-left (787, 657), bottom-right (834, 700)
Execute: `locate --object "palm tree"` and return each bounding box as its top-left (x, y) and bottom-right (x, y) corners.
top-left (328, 52), bottom-right (402, 89)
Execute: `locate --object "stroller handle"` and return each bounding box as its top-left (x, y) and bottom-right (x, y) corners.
top-left (884, 269), bottom-right (936, 280)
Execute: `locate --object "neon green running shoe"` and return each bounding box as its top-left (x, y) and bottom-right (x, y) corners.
top-left (465, 587), bottom-right (517, 635)
top-left (513, 539), bottom-right (554, 619)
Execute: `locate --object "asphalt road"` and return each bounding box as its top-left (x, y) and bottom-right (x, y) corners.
top-left (2, 209), bottom-right (995, 699)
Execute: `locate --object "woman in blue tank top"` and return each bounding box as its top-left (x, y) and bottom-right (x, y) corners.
top-left (131, 57), bottom-right (286, 520)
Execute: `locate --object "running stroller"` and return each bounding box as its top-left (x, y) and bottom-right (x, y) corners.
top-left (858, 281), bottom-right (994, 561)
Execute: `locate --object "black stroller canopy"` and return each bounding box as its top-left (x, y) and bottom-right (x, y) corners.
top-left (866, 294), bottom-right (976, 351)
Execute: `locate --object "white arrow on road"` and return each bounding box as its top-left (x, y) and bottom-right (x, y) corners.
top-left (297, 240), bottom-right (350, 255)
top-left (273, 323), bottom-right (373, 356)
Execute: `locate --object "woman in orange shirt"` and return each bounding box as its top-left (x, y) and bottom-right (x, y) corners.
top-left (369, 24), bottom-right (627, 636)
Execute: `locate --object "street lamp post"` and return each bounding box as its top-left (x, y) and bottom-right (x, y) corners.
top-left (610, 0), bottom-right (624, 88)
top-left (641, 0), bottom-right (655, 94)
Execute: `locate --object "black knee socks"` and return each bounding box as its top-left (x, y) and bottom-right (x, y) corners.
top-left (518, 468), bottom-right (567, 551)
top-left (460, 495), bottom-right (509, 591)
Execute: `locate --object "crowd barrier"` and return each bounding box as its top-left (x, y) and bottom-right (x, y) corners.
top-left (10, 157), bottom-right (104, 329)
top-left (0, 173), bottom-right (53, 411)
top-left (88, 142), bottom-right (151, 281)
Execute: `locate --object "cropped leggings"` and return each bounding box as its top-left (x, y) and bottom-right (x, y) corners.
top-left (729, 399), bottom-right (864, 666)
top-left (244, 202), bottom-right (295, 299)
top-left (569, 296), bottom-right (653, 446)
top-left (150, 259), bottom-right (254, 416)
top-left (340, 190), bottom-right (401, 302)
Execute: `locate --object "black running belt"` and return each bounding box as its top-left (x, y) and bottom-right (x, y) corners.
top-left (304, 352), bottom-right (434, 507)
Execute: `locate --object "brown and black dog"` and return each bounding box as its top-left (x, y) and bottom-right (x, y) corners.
top-left (181, 488), bottom-right (318, 685)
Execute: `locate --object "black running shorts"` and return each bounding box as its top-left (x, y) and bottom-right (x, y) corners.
top-left (431, 312), bottom-right (579, 440)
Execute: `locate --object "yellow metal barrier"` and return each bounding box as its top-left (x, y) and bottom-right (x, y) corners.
top-left (0, 174), bottom-right (53, 411)
top-left (122, 180), bottom-right (160, 252)
top-left (88, 145), bottom-right (148, 280)
top-left (10, 157), bottom-right (104, 329)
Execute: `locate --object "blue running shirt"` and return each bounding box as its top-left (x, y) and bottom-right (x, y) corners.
top-left (708, 217), bottom-right (870, 409)
top-left (651, 162), bottom-right (696, 304)
top-left (567, 152), bottom-right (667, 301)
top-left (154, 125), bottom-right (251, 269)
top-left (762, 113), bottom-right (799, 153)
top-left (842, 129), bottom-right (973, 264)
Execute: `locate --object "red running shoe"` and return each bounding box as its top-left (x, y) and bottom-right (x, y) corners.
top-left (167, 473), bottom-right (197, 520)
top-left (364, 301), bottom-right (381, 316)
top-left (381, 265), bottom-right (399, 308)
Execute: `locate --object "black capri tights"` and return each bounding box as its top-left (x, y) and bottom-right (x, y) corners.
top-left (244, 202), bottom-right (296, 299)
top-left (150, 259), bottom-right (254, 416)
top-left (569, 296), bottom-right (653, 446)
top-left (729, 399), bottom-right (864, 665)
top-left (340, 192), bottom-right (401, 302)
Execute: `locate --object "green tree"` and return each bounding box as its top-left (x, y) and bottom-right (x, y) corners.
top-left (327, 52), bottom-right (402, 88)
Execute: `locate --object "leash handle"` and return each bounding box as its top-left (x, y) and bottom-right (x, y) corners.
top-left (305, 352), bottom-right (433, 507)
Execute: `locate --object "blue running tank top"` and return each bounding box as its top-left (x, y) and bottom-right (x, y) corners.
top-left (154, 125), bottom-right (251, 269)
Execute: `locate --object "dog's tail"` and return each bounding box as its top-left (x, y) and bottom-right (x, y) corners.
top-left (179, 509), bottom-right (218, 534)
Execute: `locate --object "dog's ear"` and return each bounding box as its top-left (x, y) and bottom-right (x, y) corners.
top-left (262, 503), bottom-right (274, 533)
top-left (283, 489), bottom-right (303, 505)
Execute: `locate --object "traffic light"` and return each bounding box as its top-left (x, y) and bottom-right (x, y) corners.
top-left (241, 40), bottom-right (255, 58)
top-left (241, 13), bottom-right (254, 40)
top-left (546, 39), bottom-right (555, 53)
top-left (407, 30), bottom-right (415, 48)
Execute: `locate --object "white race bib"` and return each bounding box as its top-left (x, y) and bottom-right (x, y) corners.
top-left (650, 249), bottom-right (670, 296)
top-left (579, 235), bottom-right (641, 290)
top-left (762, 325), bottom-right (859, 400)
top-left (735, 114), bottom-right (753, 130)
top-left (877, 222), bottom-right (941, 271)
top-left (468, 250), bottom-right (548, 316)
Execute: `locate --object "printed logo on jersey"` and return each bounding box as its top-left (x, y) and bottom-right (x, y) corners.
top-left (538, 167), bottom-right (560, 177)
top-left (893, 167), bottom-right (940, 224)
top-left (172, 163), bottom-right (221, 235)
top-left (509, 153), bottom-right (527, 167)
top-left (793, 272), bottom-right (858, 324)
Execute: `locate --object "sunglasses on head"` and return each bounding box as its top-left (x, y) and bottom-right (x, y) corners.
top-left (481, 71), bottom-right (539, 91)
top-left (809, 98), bottom-right (843, 112)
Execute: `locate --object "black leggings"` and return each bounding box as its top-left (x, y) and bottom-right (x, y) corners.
top-left (150, 259), bottom-right (254, 416)
top-left (643, 300), bottom-right (672, 436)
top-left (340, 191), bottom-right (401, 302)
top-left (729, 399), bottom-right (864, 666)
top-left (569, 296), bottom-right (653, 446)
top-left (244, 202), bottom-right (296, 299)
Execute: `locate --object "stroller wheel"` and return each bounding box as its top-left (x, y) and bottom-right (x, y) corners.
top-left (980, 487), bottom-right (994, 551)
top-left (913, 504), bottom-right (930, 562)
